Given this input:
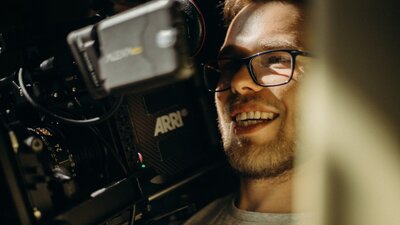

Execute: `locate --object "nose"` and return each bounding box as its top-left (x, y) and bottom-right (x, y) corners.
top-left (230, 66), bottom-right (264, 95)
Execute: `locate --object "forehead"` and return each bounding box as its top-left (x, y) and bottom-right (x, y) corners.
top-left (222, 1), bottom-right (304, 55)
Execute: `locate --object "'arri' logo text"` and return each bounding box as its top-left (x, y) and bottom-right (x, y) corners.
top-left (154, 109), bottom-right (187, 137)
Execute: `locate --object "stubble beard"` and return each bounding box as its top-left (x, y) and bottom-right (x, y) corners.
top-left (218, 114), bottom-right (295, 180)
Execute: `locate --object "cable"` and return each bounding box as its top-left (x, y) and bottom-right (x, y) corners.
top-left (127, 175), bottom-right (146, 225)
top-left (17, 67), bottom-right (123, 126)
top-left (128, 204), bottom-right (136, 225)
top-left (89, 126), bottom-right (129, 176)
top-left (89, 125), bottom-right (139, 225)
top-left (0, 72), bottom-right (15, 87)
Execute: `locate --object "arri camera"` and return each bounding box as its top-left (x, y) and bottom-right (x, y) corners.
top-left (0, 0), bottom-right (230, 225)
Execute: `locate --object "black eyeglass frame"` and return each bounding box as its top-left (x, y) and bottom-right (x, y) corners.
top-left (204, 49), bottom-right (312, 92)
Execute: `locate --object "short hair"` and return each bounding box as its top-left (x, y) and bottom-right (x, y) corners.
top-left (223, 0), bottom-right (305, 24)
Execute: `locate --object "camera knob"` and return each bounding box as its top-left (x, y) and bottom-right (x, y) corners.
top-left (24, 136), bottom-right (44, 153)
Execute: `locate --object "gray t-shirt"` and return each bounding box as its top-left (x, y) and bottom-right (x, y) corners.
top-left (183, 194), bottom-right (303, 225)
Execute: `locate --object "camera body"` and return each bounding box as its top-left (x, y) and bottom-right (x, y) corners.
top-left (0, 0), bottom-right (229, 224)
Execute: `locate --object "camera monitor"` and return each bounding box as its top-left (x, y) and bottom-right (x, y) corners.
top-left (68, 0), bottom-right (194, 99)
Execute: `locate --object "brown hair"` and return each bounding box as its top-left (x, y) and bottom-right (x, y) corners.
top-left (223, 0), bottom-right (305, 24)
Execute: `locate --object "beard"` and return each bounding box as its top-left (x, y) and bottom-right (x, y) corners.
top-left (220, 122), bottom-right (295, 179)
top-left (217, 96), bottom-right (296, 180)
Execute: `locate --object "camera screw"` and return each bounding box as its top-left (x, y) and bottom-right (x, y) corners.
top-left (67, 102), bottom-right (75, 109)
top-left (146, 204), bottom-right (152, 212)
top-left (25, 136), bottom-right (44, 152)
top-left (181, 108), bottom-right (188, 117)
top-left (33, 207), bottom-right (42, 220)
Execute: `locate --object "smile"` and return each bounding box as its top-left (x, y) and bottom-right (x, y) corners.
top-left (233, 111), bottom-right (279, 127)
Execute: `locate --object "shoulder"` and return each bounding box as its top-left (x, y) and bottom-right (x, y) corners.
top-left (183, 194), bottom-right (234, 225)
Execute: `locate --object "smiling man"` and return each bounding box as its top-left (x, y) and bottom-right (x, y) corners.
top-left (184, 0), bottom-right (310, 224)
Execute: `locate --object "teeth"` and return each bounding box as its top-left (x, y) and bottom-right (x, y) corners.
top-left (248, 111), bottom-right (254, 119)
top-left (261, 112), bottom-right (268, 119)
top-left (248, 120), bottom-right (258, 125)
top-left (240, 113), bottom-right (247, 121)
top-left (235, 111), bottom-right (276, 122)
top-left (237, 120), bottom-right (263, 127)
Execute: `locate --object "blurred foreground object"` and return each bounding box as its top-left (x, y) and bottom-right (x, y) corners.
top-left (296, 0), bottom-right (400, 224)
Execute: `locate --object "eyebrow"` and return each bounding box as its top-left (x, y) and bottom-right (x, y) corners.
top-left (258, 38), bottom-right (300, 50)
top-left (218, 39), bottom-right (301, 59)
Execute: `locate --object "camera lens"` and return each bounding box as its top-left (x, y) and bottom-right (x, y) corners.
top-left (179, 0), bottom-right (206, 56)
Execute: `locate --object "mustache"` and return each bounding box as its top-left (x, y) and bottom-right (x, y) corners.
top-left (226, 94), bottom-right (279, 112)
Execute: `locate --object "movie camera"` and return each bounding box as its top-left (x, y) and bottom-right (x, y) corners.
top-left (0, 1), bottom-right (232, 224)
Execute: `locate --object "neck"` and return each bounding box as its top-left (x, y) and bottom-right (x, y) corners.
top-left (236, 171), bottom-right (293, 213)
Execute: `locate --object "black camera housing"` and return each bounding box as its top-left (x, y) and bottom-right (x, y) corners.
top-left (0, 0), bottom-right (231, 224)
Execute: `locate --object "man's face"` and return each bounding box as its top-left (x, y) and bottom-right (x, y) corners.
top-left (216, 1), bottom-right (306, 179)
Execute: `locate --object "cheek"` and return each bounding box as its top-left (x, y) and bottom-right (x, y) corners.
top-left (270, 84), bottom-right (298, 122)
top-left (284, 84), bottom-right (298, 110)
top-left (215, 93), bottom-right (228, 112)
top-left (280, 86), bottom-right (299, 132)
top-left (269, 80), bottom-right (298, 101)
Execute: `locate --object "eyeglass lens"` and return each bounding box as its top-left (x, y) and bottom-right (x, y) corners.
top-left (251, 51), bottom-right (293, 86)
top-left (204, 51), bottom-right (295, 91)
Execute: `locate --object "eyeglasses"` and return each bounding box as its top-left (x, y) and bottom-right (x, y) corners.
top-left (203, 49), bottom-right (312, 92)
